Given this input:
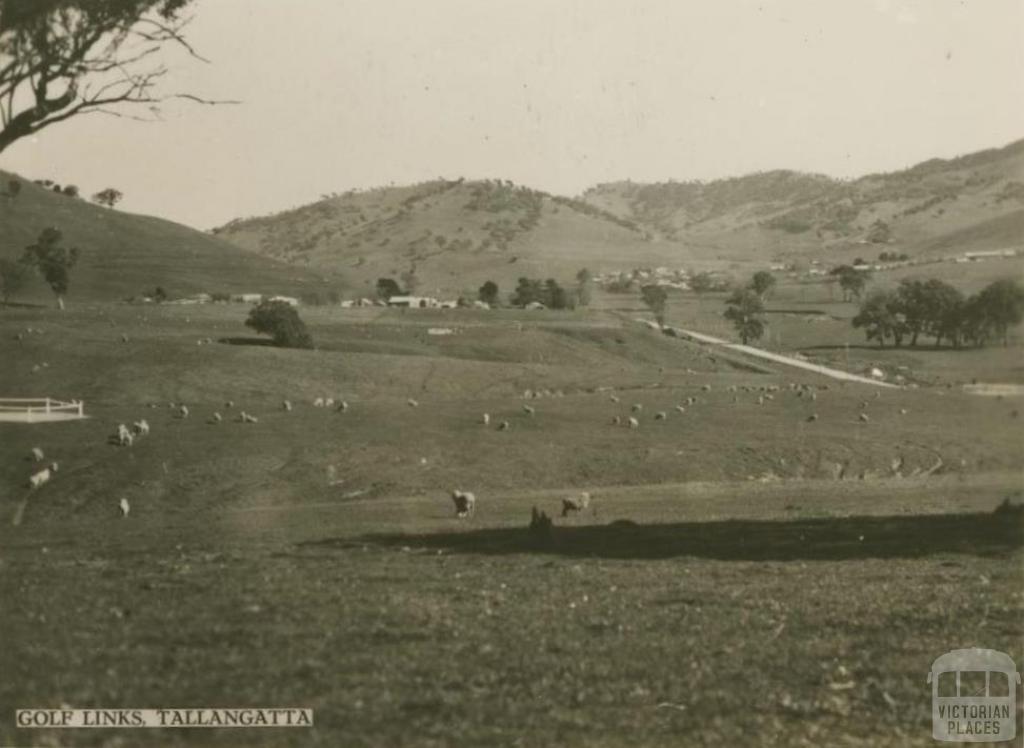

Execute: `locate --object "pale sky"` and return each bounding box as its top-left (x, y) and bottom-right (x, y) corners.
top-left (1, 0), bottom-right (1022, 229)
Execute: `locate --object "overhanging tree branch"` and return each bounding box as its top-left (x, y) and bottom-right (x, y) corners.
top-left (0, 0), bottom-right (236, 155)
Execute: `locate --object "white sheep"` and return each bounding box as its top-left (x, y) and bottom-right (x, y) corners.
top-left (561, 491), bottom-right (592, 517)
top-left (133, 419), bottom-right (150, 436)
top-left (179, 405), bottom-right (189, 419)
top-left (523, 405), bottom-right (535, 416)
top-left (628, 416), bottom-right (640, 429)
top-left (325, 397), bottom-right (335, 408)
top-left (210, 412), bottom-right (223, 423)
top-left (899, 408), bottom-right (908, 415)
top-left (481, 413), bottom-right (490, 425)
top-left (282, 400), bottom-right (293, 412)
top-left (858, 413), bottom-right (870, 423)
top-left (407, 398), bottom-right (419, 408)
top-left (30, 447), bottom-right (44, 462)
top-left (498, 420), bottom-right (510, 431)
top-left (611, 415), bottom-right (622, 425)
top-left (701, 384), bottom-right (712, 392)
top-left (806, 413), bottom-right (818, 422)
top-left (609, 395), bottom-right (620, 403)
top-left (119, 498), bottom-right (130, 517)
top-left (225, 400), bottom-right (235, 409)
top-left (631, 403), bottom-right (643, 413)
top-left (336, 400), bottom-right (350, 413)
top-left (654, 411), bottom-right (667, 420)
top-left (675, 405), bottom-right (686, 414)
top-left (313, 397), bottom-right (325, 407)
top-left (28, 462), bottom-right (58, 489)
top-left (451, 490), bottom-right (476, 517)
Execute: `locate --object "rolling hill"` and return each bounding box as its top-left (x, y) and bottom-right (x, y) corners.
top-left (212, 179), bottom-right (687, 299)
top-left (0, 171), bottom-right (343, 304)
top-left (212, 139), bottom-right (1024, 296)
top-left (583, 138), bottom-right (1024, 265)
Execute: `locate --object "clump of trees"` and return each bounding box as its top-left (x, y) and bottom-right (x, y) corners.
top-left (575, 268), bottom-right (594, 307)
top-left (640, 285), bottom-right (668, 326)
top-left (478, 280), bottom-right (499, 306)
top-left (830, 265), bottom-right (870, 301)
top-left (724, 289), bottom-right (766, 344)
top-left (92, 188), bottom-right (123, 208)
top-left (852, 277), bottom-right (1024, 348)
top-left (21, 227), bottom-right (80, 309)
top-left (510, 277), bottom-right (574, 309)
top-left (749, 270), bottom-right (776, 300)
top-left (245, 300), bottom-right (314, 349)
top-left (376, 277), bottom-right (403, 300)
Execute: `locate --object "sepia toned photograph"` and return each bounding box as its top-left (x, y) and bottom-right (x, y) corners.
top-left (1, 1), bottom-right (1022, 746)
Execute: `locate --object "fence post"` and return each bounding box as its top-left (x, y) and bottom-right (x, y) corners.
top-left (46, 398), bottom-right (51, 414)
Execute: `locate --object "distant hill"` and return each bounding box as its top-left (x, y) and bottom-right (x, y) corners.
top-left (211, 179), bottom-right (706, 298)
top-left (583, 138), bottom-right (1024, 265)
top-left (0, 171), bottom-right (342, 304)
top-left (212, 139), bottom-right (1024, 296)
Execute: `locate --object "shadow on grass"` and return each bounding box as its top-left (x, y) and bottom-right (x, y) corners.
top-left (218, 336), bottom-right (276, 347)
top-left (799, 343), bottom-right (975, 353)
top-left (319, 508), bottom-right (1024, 561)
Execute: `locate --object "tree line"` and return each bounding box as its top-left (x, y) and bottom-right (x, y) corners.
top-left (853, 278), bottom-right (1024, 349)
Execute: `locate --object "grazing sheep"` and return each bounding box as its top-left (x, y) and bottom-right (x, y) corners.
top-left (313, 397), bottom-right (325, 408)
top-left (498, 420), bottom-right (511, 431)
top-left (806, 414), bottom-right (818, 422)
top-left (701, 384), bottom-right (712, 392)
top-left (654, 411), bottom-right (667, 420)
top-left (120, 334), bottom-right (129, 343)
top-left (209, 412), bottom-right (223, 424)
top-left (282, 400), bottom-right (293, 412)
top-left (481, 413), bottom-right (490, 425)
top-left (763, 394), bottom-right (773, 402)
top-left (239, 411), bottom-right (259, 424)
top-left (611, 415), bottom-right (622, 425)
top-left (631, 403), bottom-right (643, 413)
top-left (899, 408), bottom-right (908, 415)
top-left (451, 490), bottom-right (476, 517)
top-left (609, 395), bottom-right (620, 403)
top-left (858, 413), bottom-right (870, 423)
top-left (119, 498), bottom-right (130, 517)
top-left (30, 447), bottom-right (44, 462)
top-left (859, 401), bottom-right (869, 409)
top-left (523, 405), bottom-right (535, 416)
top-left (561, 491), bottom-right (591, 517)
top-left (179, 405), bottom-right (189, 419)
top-left (627, 416), bottom-right (640, 429)
top-left (810, 392), bottom-right (818, 402)
top-left (325, 398), bottom-right (335, 408)
top-left (757, 396), bottom-right (765, 405)
top-left (407, 398), bottom-right (419, 408)
top-left (28, 463), bottom-right (58, 489)
top-left (225, 400), bottom-right (235, 409)
top-left (675, 405), bottom-right (686, 414)
top-left (133, 419), bottom-right (150, 436)
top-left (337, 400), bottom-right (349, 413)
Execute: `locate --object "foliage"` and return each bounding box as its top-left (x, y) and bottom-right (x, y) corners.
top-left (0, 256), bottom-right (29, 303)
top-left (723, 289), bottom-right (766, 344)
top-left (6, 178), bottom-right (21, 197)
top-left (0, 0), bottom-right (219, 155)
top-left (478, 280), bottom-right (499, 306)
top-left (244, 300), bottom-right (314, 349)
top-left (749, 271), bottom-right (776, 300)
top-left (852, 290), bottom-right (906, 347)
top-left (831, 265), bottom-right (869, 301)
top-left (689, 272), bottom-right (717, 293)
top-left (20, 226), bottom-right (79, 307)
top-left (92, 188), bottom-right (123, 208)
top-left (62, 184), bottom-right (79, 197)
top-left (640, 285), bottom-right (668, 326)
top-left (867, 219), bottom-right (891, 244)
top-left (509, 277), bottom-right (573, 309)
top-left (575, 267), bottom-right (593, 307)
top-left (852, 277), bottom-right (1024, 349)
top-left (376, 277), bottom-right (403, 300)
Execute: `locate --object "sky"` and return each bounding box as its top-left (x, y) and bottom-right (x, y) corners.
top-left (1, 0), bottom-right (1022, 230)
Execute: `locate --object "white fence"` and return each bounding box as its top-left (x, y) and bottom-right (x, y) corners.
top-left (0, 398), bottom-right (85, 423)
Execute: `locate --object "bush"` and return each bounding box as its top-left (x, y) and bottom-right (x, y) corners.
top-left (245, 301), bottom-right (314, 349)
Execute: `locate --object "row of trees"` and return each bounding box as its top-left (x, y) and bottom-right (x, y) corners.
top-left (852, 278), bottom-right (1024, 349)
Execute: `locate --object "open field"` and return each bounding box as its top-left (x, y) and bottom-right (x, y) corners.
top-left (1, 301), bottom-right (1022, 747)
